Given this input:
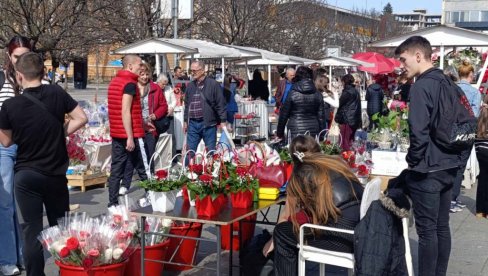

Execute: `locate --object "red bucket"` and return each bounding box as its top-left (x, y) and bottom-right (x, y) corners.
top-left (221, 213), bottom-right (257, 251)
top-left (124, 239), bottom-right (170, 276)
top-left (56, 259), bottom-right (127, 276)
top-left (165, 222), bottom-right (203, 271)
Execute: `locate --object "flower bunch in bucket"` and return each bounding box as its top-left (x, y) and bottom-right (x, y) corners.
top-left (224, 163), bottom-right (259, 208)
top-left (38, 212), bottom-right (137, 270)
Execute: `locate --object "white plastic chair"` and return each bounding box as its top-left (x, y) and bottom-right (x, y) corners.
top-left (297, 177), bottom-right (384, 276)
top-left (298, 223), bottom-right (355, 276)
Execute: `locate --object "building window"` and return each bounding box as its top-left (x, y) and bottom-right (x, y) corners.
top-left (460, 11), bottom-right (469, 22)
top-left (470, 11), bottom-right (480, 22)
top-left (452, 11), bottom-right (460, 23)
top-left (445, 12), bottom-right (451, 23)
top-left (481, 11), bottom-right (488, 21)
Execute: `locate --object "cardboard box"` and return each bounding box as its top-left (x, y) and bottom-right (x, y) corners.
top-left (371, 150), bottom-right (408, 176)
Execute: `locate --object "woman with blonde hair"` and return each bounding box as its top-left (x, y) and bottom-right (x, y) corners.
top-left (475, 95), bottom-right (488, 218)
top-left (272, 152), bottom-right (363, 275)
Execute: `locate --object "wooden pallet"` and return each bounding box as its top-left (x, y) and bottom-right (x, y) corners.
top-left (67, 173), bottom-right (108, 192)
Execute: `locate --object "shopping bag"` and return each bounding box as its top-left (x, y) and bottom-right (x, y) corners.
top-left (153, 133), bottom-right (173, 171)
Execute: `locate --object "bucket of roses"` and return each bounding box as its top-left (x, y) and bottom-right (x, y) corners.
top-left (38, 212), bottom-right (137, 274)
top-left (139, 169), bottom-right (184, 213)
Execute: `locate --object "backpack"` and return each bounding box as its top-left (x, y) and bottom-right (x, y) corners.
top-left (427, 72), bottom-right (477, 152)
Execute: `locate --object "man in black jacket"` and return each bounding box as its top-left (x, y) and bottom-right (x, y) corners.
top-left (395, 36), bottom-right (467, 276)
top-left (184, 60), bottom-right (227, 156)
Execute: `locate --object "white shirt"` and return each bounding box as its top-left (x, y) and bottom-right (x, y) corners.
top-left (0, 72), bottom-right (15, 110)
top-left (164, 86), bottom-right (177, 116)
top-left (323, 91), bottom-right (339, 108)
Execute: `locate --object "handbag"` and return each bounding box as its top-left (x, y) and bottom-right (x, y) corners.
top-left (154, 116), bottom-right (171, 134)
top-left (247, 141), bottom-right (286, 189)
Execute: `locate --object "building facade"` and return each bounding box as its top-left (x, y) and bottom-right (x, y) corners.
top-left (442, 0), bottom-right (488, 31)
top-left (394, 9), bottom-right (441, 31)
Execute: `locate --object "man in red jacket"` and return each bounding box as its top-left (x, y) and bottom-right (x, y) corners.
top-left (107, 54), bottom-right (149, 207)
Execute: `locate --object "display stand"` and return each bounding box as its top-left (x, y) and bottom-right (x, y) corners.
top-left (67, 172), bottom-right (107, 192)
top-left (233, 116), bottom-right (261, 144)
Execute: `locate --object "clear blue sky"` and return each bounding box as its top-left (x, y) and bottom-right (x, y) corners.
top-left (331, 0), bottom-right (442, 14)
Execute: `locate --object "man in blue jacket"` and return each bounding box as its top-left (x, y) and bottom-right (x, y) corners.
top-left (395, 36), bottom-right (467, 276)
top-left (183, 60), bottom-right (227, 156)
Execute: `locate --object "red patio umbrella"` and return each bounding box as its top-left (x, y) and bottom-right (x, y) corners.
top-left (352, 52), bottom-right (396, 74)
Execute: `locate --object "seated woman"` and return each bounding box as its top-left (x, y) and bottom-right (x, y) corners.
top-left (272, 151), bottom-right (364, 275)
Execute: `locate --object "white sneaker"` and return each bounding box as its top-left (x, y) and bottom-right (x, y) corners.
top-left (0, 265), bottom-right (20, 276)
top-left (118, 186), bottom-right (128, 195)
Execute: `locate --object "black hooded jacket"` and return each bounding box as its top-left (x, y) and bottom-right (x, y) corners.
top-left (365, 83), bottom-right (384, 116)
top-left (277, 79), bottom-right (326, 139)
top-left (335, 84), bottom-right (362, 129)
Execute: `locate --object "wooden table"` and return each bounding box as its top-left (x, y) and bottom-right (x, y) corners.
top-left (131, 196), bottom-right (286, 276)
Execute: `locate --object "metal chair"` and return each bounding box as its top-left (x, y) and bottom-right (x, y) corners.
top-left (297, 177), bottom-right (382, 276)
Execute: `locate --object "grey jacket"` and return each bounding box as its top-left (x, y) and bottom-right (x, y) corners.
top-left (184, 77), bottom-right (227, 127)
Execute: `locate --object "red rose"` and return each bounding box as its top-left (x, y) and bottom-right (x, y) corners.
top-left (66, 237), bottom-right (79, 250)
top-left (155, 169), bottom-right (168, 180)
top-left (82, 258), bottom-right (94, 269)
top-left (199, 174), bottom-right (213, 183)
top-left (190, 164), bottom-right (203, 174)
top-left (59, 247), bottom-right (70, 258)
top-left (236, 167), bottom-right (248, 177)
top-left (358, 164), bottom-right (369, 176)
top-left (87, 249), bottom-right (100, 258)
top-left (113, 214), bottom-right (123, 225)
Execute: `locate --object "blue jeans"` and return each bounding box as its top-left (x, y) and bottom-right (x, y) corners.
top-left (406, 168), bottom-right (456, 276)
top-left (0, 144), bottom-right (23, 266)
top-left (186, 119), bottom-right (217, 161)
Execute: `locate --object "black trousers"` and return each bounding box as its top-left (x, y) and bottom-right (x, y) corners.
top-left (108, 137), bottom-right (149, 206)
top-left (476, 147), bottom-right (488, 214)
top-left (121, 133), bottom-right (156, 189)
top-left (14, 170), bottom-right (69, 276)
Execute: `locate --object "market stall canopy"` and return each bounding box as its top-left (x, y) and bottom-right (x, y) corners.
top-left (235, 58), bottom-right (301, 65)
top-left (227, 45), bottom-right (292, 62)
top-left (353, 52), bottom-right (396, 74)
top-left (112, 38), bottom-right (198, 54)
top-left (166, 39), bottom-right (260, 59)
top-left (317, 56), bottom-right (374, 67)
top-left (368, 25), bottom-right (488, 47)
top-left (288, 55), bottom-right (318, 65)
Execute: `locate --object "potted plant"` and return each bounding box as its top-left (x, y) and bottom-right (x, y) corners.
top-left (186, 171), bottom-right (228, 217)
top-left (225, 164), bottom-right (259, 208)
top-left (139, 169), bottom-right (183, 213)
top-left (320, 140), bottom-right (342, 156)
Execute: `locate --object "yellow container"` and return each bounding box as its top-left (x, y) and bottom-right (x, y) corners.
top-left (258, 187), bottom-right (280, 200)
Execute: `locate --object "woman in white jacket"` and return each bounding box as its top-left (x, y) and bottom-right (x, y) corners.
top-left (157, 74), bottom-right (177, 156)
top-left (315, 75), bottom-right (338, 129)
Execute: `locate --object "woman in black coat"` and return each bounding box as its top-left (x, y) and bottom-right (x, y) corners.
top-left (365, 79), bottom-right (384, 130)
top-left (248, 69), bottom-right (269, 101)
top-left (277, 66), bottom-right (326, 141)
top-left (335, 74), bottom-right (361, 151)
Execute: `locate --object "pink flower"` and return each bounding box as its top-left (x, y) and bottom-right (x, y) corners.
top-left (87, 249), bottom-right (100, 258)
top-left (113, 214), bottom-right (123, 225)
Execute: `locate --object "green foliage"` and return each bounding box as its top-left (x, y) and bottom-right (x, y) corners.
top-left (186, 175), bottom-right (228, 201)
top-left (320, 141), bottom-right (342, 155)
top-left (138, 177), bottom-right (185, 192)
top-left (223, 163), bottom-right (259, 193)
top-left (372, 110), bottom-right (399, 132)
top-left (383, 2), bottom-right (393, 14)
top-left (279, 147), bottom-right (292, 163)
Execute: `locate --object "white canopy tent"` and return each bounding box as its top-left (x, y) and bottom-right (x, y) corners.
top-left (112, 38), bottom-right (198, 75)
top-left (317, 56), bottom-right (374, 90)
top-left (368, 25), bottom-right (488, 88)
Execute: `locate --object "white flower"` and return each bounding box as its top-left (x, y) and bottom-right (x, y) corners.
top-left (51, 241), bottom-right (65, 253)
top-left (112, 248), bottom-right (124, 260)
top-left (104, 248), bottom-right (113, 263)
top-left (162, 219), bottom-right (172, 228)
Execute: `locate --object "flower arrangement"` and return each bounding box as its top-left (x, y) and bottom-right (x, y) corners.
top-left (278, 147), bottom-right (292, 163)
top-left (224, 164), bottom-right (259, 194)
top-left (38, 212), bottom-right (137, 269)
top-left (66, 133), bottom-right (86, 166)
top-left (138, 169), bottom-right (185, 192)
top-left (320, 140), bottom-right (342, 155)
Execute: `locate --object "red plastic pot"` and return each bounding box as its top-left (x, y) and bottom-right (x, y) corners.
top-left (165, 223), bottom-right (203, 271)
top-left (195, 194), bottom-right (227, 217)
top-left (221, 213), bottom-right (257, 251)
top-left (56, 259), bottom-right (127, 276)
top-left (230, 190), bottom-right (253, 208)
top-left (124, 239), bottom-right (170, 276)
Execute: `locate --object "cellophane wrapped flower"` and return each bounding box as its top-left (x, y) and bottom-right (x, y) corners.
top-left (66, 132), bottom-right (86, 166)
top-left (38, 212), bottom-right (137, 269)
